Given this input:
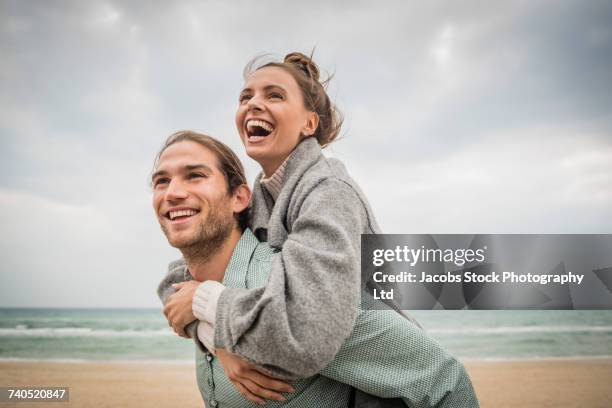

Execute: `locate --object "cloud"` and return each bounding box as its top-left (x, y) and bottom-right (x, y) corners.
top-left (344, 125), bottom-right (612, 234)
top-left (1, 0), bottom-right (611, 306)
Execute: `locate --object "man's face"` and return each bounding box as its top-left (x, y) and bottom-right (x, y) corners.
top-left (152, 141), bottom-right (235, 249)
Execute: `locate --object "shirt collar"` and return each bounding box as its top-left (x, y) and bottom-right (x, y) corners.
top-left (221, 228), bottom-right (259, 288)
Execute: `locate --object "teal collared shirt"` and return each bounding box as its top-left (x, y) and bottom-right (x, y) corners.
top-left (191, 230), bottom-right (478, 408)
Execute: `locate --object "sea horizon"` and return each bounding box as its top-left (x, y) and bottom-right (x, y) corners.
top-left (2, 308), bottom-right (611, 362)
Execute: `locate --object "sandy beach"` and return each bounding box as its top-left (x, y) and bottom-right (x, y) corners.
top-left (1, 359), bottom-right (611, 407)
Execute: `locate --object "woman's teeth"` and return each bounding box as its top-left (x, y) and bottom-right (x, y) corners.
top-left (248, 136), bottom-right (267, 142)
top-left (246, 119), bottom-right (274, 138)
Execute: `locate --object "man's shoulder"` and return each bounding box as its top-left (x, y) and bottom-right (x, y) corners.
top-left (241, 228), bottom-right (275, 262)
top-left (168, 258), bottom-right (186, 272)
top-left (252, 238), bottom-right (276, 262)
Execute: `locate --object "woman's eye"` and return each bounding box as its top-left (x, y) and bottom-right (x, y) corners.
top-left (239, 94), bottom-right (252, 104)
top-left (269, 93), bottom-right (283, 100)
top-left (188, 173), bottom-right (205, 179)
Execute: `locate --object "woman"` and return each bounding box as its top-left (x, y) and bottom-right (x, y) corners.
top-left (162, 52), bottom-right (477, 406)
top-left (195, 52), bottom-right (384, 375)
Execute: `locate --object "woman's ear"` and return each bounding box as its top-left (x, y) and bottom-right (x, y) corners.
top-left (232, 184), bottom-right (252, 214)
top-left (302, 111), bottom-right (319, 136)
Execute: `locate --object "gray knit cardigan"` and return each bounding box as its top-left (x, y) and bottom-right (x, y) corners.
top-left (214, 137), bottom-right (383, 379)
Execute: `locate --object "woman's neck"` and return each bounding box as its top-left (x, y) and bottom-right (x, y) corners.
top-left (262, 159), bottom-right (284, 178)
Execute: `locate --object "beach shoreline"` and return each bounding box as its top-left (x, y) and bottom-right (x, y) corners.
top-left (1, 358), bottom-right (611, 407)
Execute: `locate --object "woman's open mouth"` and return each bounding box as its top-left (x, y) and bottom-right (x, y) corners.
top-left (246, 119), bottom-right (275, 142)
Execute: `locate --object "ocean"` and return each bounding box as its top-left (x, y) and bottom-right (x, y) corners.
top-left (1, 308), bottom-right (611, 362)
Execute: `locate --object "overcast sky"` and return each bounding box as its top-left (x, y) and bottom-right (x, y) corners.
top-left (1, 1), bottom-right (611, 307)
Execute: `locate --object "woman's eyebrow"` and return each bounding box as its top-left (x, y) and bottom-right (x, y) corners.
top-left (263, 84), bottom-right (286, 93)
top-left (241, 85), bottom-right (287, 94)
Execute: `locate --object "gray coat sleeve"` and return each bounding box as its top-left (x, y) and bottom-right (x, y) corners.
top-left (156, 260), bottom-right (201, 348)
top-left (214, 180), bottom-right (366, 379)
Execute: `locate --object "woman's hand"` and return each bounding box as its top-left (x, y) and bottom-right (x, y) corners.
top-left (164, 281), bottom-right (200, 338)
top-left (216, 349), bottom-right (295, 405)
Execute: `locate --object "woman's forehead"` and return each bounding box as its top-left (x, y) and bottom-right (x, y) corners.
top-left (243, 66), bottom-right (299, 90)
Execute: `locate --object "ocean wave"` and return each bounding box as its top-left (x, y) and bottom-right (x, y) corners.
top-left (461, 355), bottom-right (612, 362)
top-left (0, 327), bottom-right (174, 338)
top-left (0, 357), bottom-right (195, 364)
top-left (427, 326), bottom-right (612, 335)
top-left (2, 325), bottom-right (610, 338)
top-left (2, 356), bottom-right (611, 364)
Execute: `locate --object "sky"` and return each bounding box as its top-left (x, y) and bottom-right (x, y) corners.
top-left (1, 0), bottom-right (611, 308)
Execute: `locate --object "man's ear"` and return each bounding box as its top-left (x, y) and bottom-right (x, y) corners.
top-left (232, 184), bottom-right (252, 214)
top-left (302, 111), bottom-right (319, 137)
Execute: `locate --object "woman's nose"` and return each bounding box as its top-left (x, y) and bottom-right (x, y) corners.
top-left (246, 95), bottom-right (264, 112)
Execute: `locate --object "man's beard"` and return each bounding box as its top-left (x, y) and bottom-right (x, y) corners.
top-left (162, 200), bottom-right (233, 263)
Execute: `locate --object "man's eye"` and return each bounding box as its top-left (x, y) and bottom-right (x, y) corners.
top-left (188, 173), bottom-right (205, 179)
top-left (153, 178), bottom-right (169, 187)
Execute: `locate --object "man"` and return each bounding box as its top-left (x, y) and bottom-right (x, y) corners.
top-left (153, 130), bottom-right (479, 407)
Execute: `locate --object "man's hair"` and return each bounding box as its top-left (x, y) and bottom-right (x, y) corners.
top-left (154, 130), bottom-right (250, 230)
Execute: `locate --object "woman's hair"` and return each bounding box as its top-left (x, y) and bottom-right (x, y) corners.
top-left (153, 130), bottom-right (250, 231)
top-left (244, 52), bottom-right (343, 147)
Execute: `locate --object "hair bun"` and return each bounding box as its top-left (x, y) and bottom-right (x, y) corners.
top-left (284, 52), bottom-right (320, 81)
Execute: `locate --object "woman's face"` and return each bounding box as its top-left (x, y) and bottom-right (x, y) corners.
top-left (236, 66), bottom-right (318, 176)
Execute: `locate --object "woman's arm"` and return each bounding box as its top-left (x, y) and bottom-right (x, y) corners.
top-left (156, 263), bottom-right (201, 343)
top-left (158, 263), bottom-right (295, 403)
top-left (214, 179), bottom-right (366, 379)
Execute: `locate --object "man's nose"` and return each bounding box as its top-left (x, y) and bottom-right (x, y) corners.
top-left (165, 179), bottom-right (188, 201)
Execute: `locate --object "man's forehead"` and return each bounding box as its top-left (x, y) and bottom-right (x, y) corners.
top-left (156, 141), bottom-right (221, 171)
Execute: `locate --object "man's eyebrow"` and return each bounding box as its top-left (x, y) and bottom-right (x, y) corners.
top-left (151, 169), bottom-right (168, 182)
top-left (151, 164), bottom-right (213, 182)
top-left (185, 163), bottom-right (213, 172)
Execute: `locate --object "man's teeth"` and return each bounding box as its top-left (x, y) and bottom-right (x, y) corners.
top-left (168, 209), bottom-right (197, 220)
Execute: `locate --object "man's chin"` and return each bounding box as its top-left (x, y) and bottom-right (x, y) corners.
top-left (167, 237), bottom-right (198, 249)
top-left (162, 230), bottom-right (198, 249)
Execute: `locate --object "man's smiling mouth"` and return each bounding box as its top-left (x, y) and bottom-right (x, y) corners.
top-left (166, 209), bottom-right (200, 221)
top-left (246, 119), bottom-right (275, 141)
